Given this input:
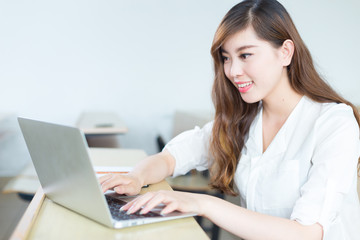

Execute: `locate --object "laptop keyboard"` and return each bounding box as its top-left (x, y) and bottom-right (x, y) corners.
top-left (105, 195), bottom-right (161, 221)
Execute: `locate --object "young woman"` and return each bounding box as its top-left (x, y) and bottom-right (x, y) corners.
top-left (100, 0), bottom-right (360, 239)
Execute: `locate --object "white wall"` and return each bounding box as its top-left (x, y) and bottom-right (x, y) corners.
top-left (0, 0), bottom-right (359, 157)
top-left (282, 0), bottom-right (360, 102)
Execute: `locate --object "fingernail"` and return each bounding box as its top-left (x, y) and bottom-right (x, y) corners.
top-left (119, 206), bottom-right (125, 212)
top-left (140, 209), bottom-right (146, 215)
top-left (126, 206), bottom-right (133, 215)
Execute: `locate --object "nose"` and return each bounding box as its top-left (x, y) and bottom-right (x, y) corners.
top-left (229, 60), bottom-right (244, 79)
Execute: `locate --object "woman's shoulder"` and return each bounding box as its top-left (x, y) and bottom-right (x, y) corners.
top-left (303, 97), bottom-right (359, 137)
top-left (303, 96), bottom-right (355, 120)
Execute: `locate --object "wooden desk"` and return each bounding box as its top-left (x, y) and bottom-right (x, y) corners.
top-left (11, 148), bottom-right (209, 240)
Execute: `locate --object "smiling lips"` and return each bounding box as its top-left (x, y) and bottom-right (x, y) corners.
top-left (236, 81), bottom-right (253, 93)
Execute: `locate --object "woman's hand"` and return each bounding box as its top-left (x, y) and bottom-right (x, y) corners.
top-left (120, 190), bottom-right (206, 216)
top-left (99, 173), bottom-right (143, 196)
top-left (99, 150), bottom-right (176, 196)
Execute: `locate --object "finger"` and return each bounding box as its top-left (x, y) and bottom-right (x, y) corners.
top-left (114, 184), bottom-right (138, 196)
top-left (139, 192), bottom-right (167, 215)
top-left (160, 201), bottom-right (179, 215)
top-left (120, 197), bottom-right (142, 212)
top-left (120, 200), bottom-right (135, 212)
top-left (113, 185), bottom-right (127, 195)
top-left (101, 175), bottom-right (132, 192)
top-left (98, 174), bottom-right (113, 184)
top-left (126, 193), bottom-right (155, 214)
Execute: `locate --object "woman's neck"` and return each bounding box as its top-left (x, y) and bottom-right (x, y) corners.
top-left (262, 91), bottom-right (303, 121)
top-left (262, 70), bottom-right (303, 120)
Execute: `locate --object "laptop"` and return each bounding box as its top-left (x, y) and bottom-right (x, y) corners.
top-left (18, 117), bottom-right (196, 228)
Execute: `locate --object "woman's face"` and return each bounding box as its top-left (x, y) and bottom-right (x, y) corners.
top-left (221, 27), bottom-right (289, 104)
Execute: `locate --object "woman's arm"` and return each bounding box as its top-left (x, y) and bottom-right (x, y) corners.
top-left (122, 190), bottom-right (323, 240)
top-left (99, 150), bottom-right (175, 195)
top-left (202, 194), bottom-right (323, 240)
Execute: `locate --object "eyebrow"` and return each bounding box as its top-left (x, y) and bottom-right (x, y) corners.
top-left (221, 45), bottom-right (258, 54)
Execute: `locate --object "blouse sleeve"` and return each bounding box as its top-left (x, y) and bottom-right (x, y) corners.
top-left (164, 121), bottom-right (213, 177)
top-left (290, 104), bottom-right (360, 234)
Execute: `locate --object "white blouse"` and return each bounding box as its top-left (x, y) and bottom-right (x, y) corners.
top-left (165, 96), bottom-right (360, 239)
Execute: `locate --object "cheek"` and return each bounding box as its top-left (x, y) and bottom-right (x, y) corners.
top-left (222, 65), bottom-right (237, 88)
top-left (250, 56), bottom-right (282, 81)
top-left (223, 64), bottom-right (231, 79)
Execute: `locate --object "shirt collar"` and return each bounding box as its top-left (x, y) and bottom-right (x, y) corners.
top-left (245, 96), bottom-right (306, 159)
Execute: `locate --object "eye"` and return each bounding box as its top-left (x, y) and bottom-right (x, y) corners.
top-left (222, 55), bottom-right (230, 63)
top-left (240, 53), bottom-right (252, 59)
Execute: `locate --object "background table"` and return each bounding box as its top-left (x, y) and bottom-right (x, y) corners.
top-left (77, 112), bottom-right (128, 148)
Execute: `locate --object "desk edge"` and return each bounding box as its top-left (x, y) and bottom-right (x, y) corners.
top-left (10, 187), bottom-right (45, 240)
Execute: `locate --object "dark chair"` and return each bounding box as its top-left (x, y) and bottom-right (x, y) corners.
top-left (18, 192), bottom-right (34, 201)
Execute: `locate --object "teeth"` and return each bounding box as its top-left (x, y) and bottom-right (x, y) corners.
top-left (238, 82), bottom-right (253, 88)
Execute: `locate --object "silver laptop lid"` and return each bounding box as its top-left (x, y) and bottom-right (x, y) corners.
top-left (18, 117), bottom-right (113, 227)
top-left (18, 117), bottom-right (197, 229)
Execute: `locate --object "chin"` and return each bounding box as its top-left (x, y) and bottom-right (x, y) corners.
top-left (240, 94), bottom-right (261, 104)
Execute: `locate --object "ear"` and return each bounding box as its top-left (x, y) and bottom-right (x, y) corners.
top-left (280, 39), bottom-right (294, 67)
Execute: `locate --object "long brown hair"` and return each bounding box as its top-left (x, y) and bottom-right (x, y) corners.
top-left (209, 0), bottom-right (360, 195)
